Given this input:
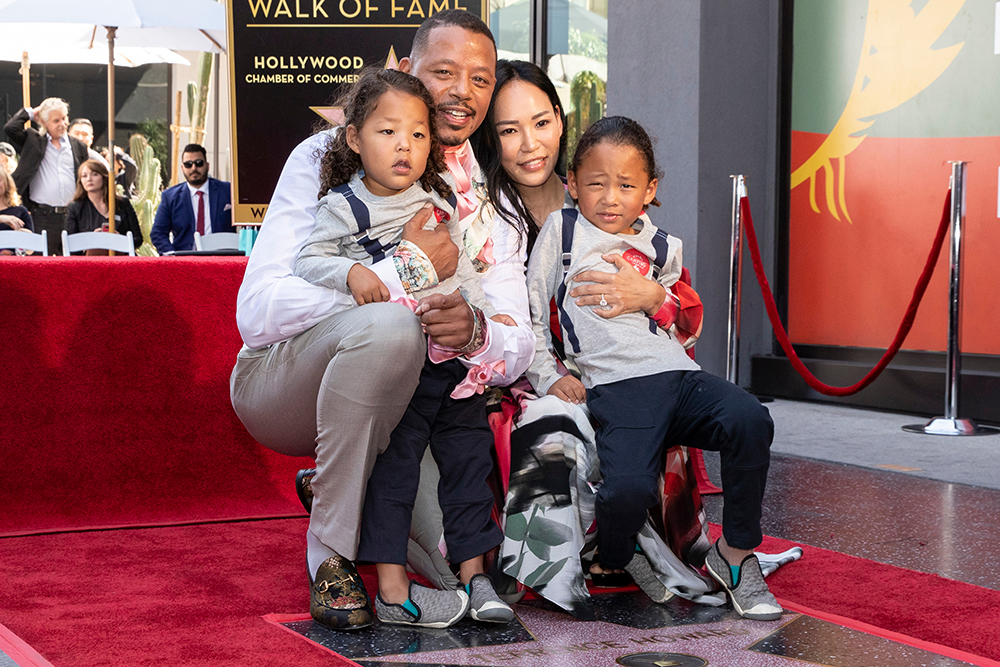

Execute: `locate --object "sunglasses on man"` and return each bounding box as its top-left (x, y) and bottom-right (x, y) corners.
top-left (183, 159), bottom-right (206, 168)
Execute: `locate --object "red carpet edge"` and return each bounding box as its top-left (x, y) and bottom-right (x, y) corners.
top-left (0, 622), bottom-right (56, 667)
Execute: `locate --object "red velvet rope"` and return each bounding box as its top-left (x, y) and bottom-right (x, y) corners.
top-left (741, 192), bottom-right (951, 396)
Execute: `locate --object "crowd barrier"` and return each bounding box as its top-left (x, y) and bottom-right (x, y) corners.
top-left (729, 166), bottom-right (998, 436)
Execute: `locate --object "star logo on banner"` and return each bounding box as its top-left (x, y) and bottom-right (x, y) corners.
top-left (310, 47), bottom-right (402, 127)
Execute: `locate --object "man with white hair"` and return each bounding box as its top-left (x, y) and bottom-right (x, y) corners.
top-left (4, 97), bottom-right (90, 255)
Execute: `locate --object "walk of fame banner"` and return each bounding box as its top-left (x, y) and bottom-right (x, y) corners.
top-left (225, 0), bottom-right (488, 225)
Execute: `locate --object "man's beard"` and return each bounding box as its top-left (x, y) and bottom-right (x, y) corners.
top-left (187, 173), bottom-right (208, 186)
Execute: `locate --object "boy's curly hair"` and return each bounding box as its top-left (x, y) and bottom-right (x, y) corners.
top-left (315, 67), bottom-right (451, 200)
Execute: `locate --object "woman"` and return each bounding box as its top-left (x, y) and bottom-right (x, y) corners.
top-left (0, 166), bottom-right (33, 232)
top-left (64, 159), bottom-right (142, 251)
top-left (473, 60), bottom-right (722, 618)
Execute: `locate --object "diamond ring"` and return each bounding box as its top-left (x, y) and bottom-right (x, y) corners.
top-left (600, 294), bottom-right (608, 307)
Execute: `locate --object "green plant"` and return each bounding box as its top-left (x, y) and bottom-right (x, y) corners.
top-left (188, 52), bottom-right (214, 146)
top-left (128, 134), bottom-right (162, 257)
top-left (135, 119), bottom-right (169, 187)
top-left (566, 70), bottom-right (606, 159)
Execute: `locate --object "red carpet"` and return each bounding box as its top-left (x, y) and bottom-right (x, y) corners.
top-left (0, 258), bottom-right (312, 536)
top-left (1, 518), bottom-right (998, 666)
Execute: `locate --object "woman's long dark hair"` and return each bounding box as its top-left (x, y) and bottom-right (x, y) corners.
top-left (471, 60), bottom-right (567, 251)
top-left (315, 67), bottom-right (451, 200)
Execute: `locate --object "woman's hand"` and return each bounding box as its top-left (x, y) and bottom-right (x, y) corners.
top-left (401, 204), bottom-right (459, 281)
top-left (0, 215), bottom-right (24, 230)
top-left (548, 375), bottom-right (586, 404)
top-left (570, 253), bottom-right (667, 319)
top-left (416, 290), bottom-right (475, 349)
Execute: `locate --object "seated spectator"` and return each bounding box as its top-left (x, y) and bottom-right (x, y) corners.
top-left (0, 166), bottom-right (33, 232)
top-left (150, 143), bottom-right (233, 254)
top-left (0, 142), bottom-right (18, 174)
top-left (64, 159), bottom-right (142, 253)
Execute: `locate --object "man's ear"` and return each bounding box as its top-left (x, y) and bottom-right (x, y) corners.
top-left (345, 125), bottom-right (361, 155)
top-left (398, 57), bottom-right (412, 74)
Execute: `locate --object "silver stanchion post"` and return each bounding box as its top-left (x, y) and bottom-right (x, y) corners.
top-left (904, 162), bottom-right (999, 436)
top-left (727, 175), bottom-right (747, 384)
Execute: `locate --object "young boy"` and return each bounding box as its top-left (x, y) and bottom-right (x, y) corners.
top-left (526, 116), bottom-right (781, 621)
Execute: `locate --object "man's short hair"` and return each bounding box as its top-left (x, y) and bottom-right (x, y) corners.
top-left (68, 118), bottom-right (93, 131)
top-left (411, 9), bottom-right (496, 62)
top-left (35, 98), bottom-right (69, 127)
top-left (182, 143), bottom-right (207, 159)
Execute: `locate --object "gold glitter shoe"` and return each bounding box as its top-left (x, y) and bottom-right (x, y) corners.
top-left (310, 554), bottom-right (374, 630)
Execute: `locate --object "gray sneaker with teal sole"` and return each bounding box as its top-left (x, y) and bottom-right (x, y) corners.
top-left (465, 574), bottom-right (514, 623)
top-left (705, 542), bottom-right (783, 621)
top-left (375, 582), bottom-right (469, 628)
top-left (625, 552), bottom-right (674, 604)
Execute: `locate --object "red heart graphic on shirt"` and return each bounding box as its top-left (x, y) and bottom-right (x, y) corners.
top-left (622, 248), bottom-right (651, 276)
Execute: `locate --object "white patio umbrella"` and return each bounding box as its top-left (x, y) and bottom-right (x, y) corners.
top-left (0, 24), bottom-right (190, 70)
top-left (0, 0), bottom-right (225, 236)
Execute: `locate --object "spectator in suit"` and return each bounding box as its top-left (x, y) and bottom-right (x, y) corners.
top-left (150, 143), bottom-right (233, 254)
top-left (4, 98), bottom-right (90, 256)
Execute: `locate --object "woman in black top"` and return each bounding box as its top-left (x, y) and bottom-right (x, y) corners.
top-left (64, 159), bottom-right (142, 250)
top-left (0, 166), bottom-right (33, 232)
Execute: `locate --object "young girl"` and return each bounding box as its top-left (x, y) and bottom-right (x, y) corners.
top-left (525, 116), bottom-right (781, 621)
top-left (294, 68), bottom-right (514, 629)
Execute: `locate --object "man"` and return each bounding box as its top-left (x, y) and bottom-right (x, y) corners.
top-left (150, 144), bottom-right (233, 254)
top-left (231, 10), bottom-right (535, 631)
top-left (68, 118), bottom-right (138, 197)
top-left (4, 98), bottom-right (89, 256)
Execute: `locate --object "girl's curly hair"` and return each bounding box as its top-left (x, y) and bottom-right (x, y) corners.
top-left (315, 67), bottom-right (451, 201)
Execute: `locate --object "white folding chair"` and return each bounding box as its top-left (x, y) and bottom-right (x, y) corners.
top-left (194, 231), bottom-right (240, 251)
top-left (0, 229), bottom-right (48, 256)
top-left (62, 230), bottom-right (136, 256)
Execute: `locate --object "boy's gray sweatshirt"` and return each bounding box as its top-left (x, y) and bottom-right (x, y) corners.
top-left (526, 209), bottom-right (700, 395)
top-left (294, 171), bottom-right (494, 315)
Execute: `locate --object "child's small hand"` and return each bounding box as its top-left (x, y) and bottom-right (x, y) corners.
top-left (347, 264), bottom-right (390, 304)
top-left (490, 314), bottom-right (516, 327)
top-left (548, 375), bottom-right (586, 404)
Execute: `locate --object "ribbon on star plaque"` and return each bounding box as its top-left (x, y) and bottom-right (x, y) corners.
top-left (225, 0), bottom-right (488, 226)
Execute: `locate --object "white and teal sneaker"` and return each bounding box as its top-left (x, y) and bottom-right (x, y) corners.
top-left (465, 574), bottom-right (514, 623)
top-left (375, 582), bottom-right (469, 628)
top-left (705, 542), bottom-right (783, 621)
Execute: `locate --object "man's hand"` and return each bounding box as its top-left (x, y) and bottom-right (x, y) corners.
top-left (548, 375), bottom-right (586, 404)
top-left (415, 290), bottom-right (475, 349)
top-left (401, 204), bottom-right (459, 281)
top-left (0, 215), bottom-right (24, 230)
top-left (571, 253), bottom-right (667, 318)
top-left (347, 264), bottom-right (390, 305)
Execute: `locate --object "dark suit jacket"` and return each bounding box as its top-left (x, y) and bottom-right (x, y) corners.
top-left (150, 178), bottom-right (233, 254)
top-left (4, 108), bottom-right (89, 203)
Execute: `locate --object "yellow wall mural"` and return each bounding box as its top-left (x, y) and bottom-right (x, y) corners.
top-left (789, 0), bottom-right (999, 355)
top-left (791, 0), bottom-right (965, 222)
